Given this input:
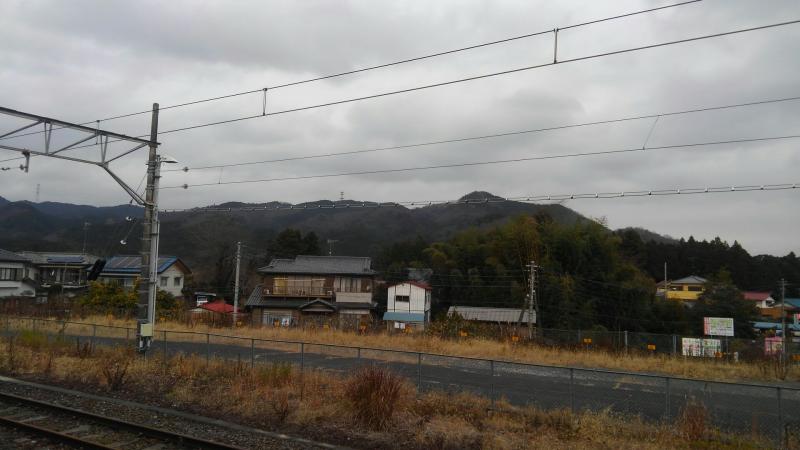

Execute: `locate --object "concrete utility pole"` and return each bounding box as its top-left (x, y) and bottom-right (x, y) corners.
top-left (233, 241), bottom-right (242, 326)
top-left (780, 278), bottom-right (787, 366)
top-left (137, 103), bottom-right (160, 353)
top-left (528, 260), bottom-right (537, 339)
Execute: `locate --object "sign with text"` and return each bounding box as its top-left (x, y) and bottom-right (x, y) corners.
top-left (682, 338), bottom-right (721, 357)
top-left (703, 317), bottom-right (734, 337)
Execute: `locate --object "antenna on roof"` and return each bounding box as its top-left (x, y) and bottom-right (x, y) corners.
top-left (340, 191), bottom-right (344, 201)
top-left (327, 239), bottom-right (339, 256)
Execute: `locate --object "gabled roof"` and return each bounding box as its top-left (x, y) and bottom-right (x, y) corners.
top-left (200, 299), bottom-right (238, 314)
top-left (388, 281), bottom-right (432, 291)
top-left (101, 255), bottom-right (191, 275)
top-left (743, 291), bottom-right (773, 301)
top-left (257, 255), bottom-right (375, 276)
top-left (0, 249), bottom-right (30, 263)
top-left (448, 306), bottom-right (534, 324)
top-left (784, 298), bottom-right (800, 309)
top-left (671, 275), bottom-right (707, 285)
top-left (17, 251), bottom-right (98, 265)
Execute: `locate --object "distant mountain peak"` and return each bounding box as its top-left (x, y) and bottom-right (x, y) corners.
top-left (458, 191), bottom-right (504, 202)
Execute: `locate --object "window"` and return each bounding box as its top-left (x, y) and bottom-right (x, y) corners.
top-left (687, 286), bottom-right (703, 292)
top-left (160, 276), bottom-right (168, 287)
top-left (336, 277), bottom-right (362, 293)
top-left (0, 268), bottom-right (20, 281)
top-left (174, 276), bottom-right (182, 287)
top-left (123, 278), bottom-right (133, 287)
top-left (395, 295), bottom-right (410, 303)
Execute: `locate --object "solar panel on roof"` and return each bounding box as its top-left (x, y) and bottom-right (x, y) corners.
top-left (46, 256), bottom-right (85, 263)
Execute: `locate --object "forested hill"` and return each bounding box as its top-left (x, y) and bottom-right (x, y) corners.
top-left (615, 229), bottom-right (800, 295)
top-left (0, 193), bottom-right (797, 297)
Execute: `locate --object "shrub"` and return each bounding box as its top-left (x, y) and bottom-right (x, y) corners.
top-left (677, 397), bottom-right (708, 441)
top-left (100, 348), bottom-right (133, 391)
top-left (343, 365), bottom-right (413, 430)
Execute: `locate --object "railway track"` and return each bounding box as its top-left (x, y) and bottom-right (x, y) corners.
top-left (0, 391), bottom-right (244, 449)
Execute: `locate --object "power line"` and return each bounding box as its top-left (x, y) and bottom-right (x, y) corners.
top-left (159, 181), bottom-right (798, 213)
top-left (154, 19), bottom-right (800, 140)
top-left (163, 134), bottom-right (800, 189)
top-left (6, 17), bottom-right (797, 163)
top-left (165, 95), bottom-right (800, 172)
top-left (0, 0), bottom-right (701, 144)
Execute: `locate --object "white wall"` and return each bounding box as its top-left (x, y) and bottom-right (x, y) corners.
top-left (157, 265), bottom-right (186, 297)
top-left (387, 283), bottom-right (430, 315)
top-left (0, 261), bottom-right (37, 297)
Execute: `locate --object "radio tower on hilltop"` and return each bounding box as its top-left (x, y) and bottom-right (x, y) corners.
top-left (35, 183), bottom-right (40, 203)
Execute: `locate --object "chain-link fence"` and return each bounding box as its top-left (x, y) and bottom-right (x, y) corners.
top-left (2, 315), bottom-right (798, 444)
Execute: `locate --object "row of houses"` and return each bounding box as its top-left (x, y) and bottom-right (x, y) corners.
top-left (0, 249), bottom-right (191, 299)
top-left (243, 255), bottom-right (533, 330)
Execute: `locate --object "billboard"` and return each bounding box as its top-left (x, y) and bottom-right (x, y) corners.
top-left (703, 317), bottom-right (734, 336)
top-left (765, 337), bottom-right (783, 356)
top-left (682, 338), bottom-right (722, 357)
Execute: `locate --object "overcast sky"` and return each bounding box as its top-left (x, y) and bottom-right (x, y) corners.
top-left (1, 0), bottom-right (798, 256)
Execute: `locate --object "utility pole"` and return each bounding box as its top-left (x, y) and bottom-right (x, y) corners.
top-left (780, 278), bottom-right (787, 366)
top-left (233, 241), bottom-right (242, 326)
top-left (664, 262), bottom-right (668, 300)
top-left (528, 260), bottom-right (538, 339)
top-left (137, 103), bottom-right (160, 353)
top-left (82, 221), bottom-right (91, 255)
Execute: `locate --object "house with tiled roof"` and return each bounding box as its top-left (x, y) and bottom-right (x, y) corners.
top-left (16, 251), bottom-right (99, 292)
top-left (0, 249), bottom-right (37, 298)
top-left (246, 255), bottom-right (376, 328)
top-left (656, 275), bottom-right (707, 301)
top-left (98, 255), bottom-right (191, 297)
top-left (742, 291), bottom-right (775, 308)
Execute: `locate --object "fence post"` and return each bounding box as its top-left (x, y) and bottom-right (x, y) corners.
top-left (250, 338), bottom-right (255, 368)
top-left (300, 343), bottom-right (305, 400)
top-left (624, 330), bottom-right (628, 353)
top-left (664, 377), bottom-right (671, 420)
top-left (490, 360), bottom-right (495, 410)
top-left (672, 335), bottom-right (677, 355)
top-left (777, 387), bottom-right (783, 445)
top-left (91, 324), bottom-right (96, 352)
top-left (162, 330), bottom-right (168, 371)
top-left (206, 333), bottom-right (210, 366)
top-left (577, 329), bottom-right (582, 345)
top-left (417, 353), bottom-right (423, 392)
top-left (357, 347), bottom-right (361, 363)
top-left (570, 368), bottom-right (575, 413)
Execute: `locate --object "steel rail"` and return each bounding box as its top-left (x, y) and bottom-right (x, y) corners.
top-left (0, 391), bottom-right (245, 450)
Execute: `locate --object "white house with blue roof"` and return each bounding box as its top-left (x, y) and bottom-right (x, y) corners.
top-left (99, 255), bottom-right (191, 298)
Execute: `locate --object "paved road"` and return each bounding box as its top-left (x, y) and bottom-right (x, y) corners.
top-left (9, 326), bottom-right (800, 442)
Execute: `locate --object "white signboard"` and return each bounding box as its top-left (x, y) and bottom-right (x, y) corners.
top-left (703, 317), bottom-right (734, 337)
top-left (682, 338), bottom-right (722, 357)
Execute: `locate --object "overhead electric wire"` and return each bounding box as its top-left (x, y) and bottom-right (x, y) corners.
top-left (167, 95), bottom-right (800, 172)
top-left (159, 181), bottom-right (798, 213)
top-left (162, 134), bottom-right (800, 189)
top-left (0, 0), bottom-right (701, 145)
top-left (6, 16), bottom-right (797, 162)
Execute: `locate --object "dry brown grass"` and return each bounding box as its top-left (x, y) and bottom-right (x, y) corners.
top-left (0, 332), bottom-right (774, 450)
top-left (11, 315), bottom-right (797, 383)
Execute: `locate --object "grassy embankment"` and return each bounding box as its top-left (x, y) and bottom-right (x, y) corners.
top-left (9, 315), bottom-right (796, 383)
top-left (0, 329), bottom-right (781, 450)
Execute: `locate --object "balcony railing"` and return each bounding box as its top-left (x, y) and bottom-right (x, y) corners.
top-left (269, 286), bottom-right (330, 296)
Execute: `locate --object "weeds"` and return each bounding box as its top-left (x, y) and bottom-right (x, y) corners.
top-left (343, 365), bottom-right (413, 430)
top-left (100, 348), bottom-right (132, 391)
top-left (677, 397), bottom-right (709, 441)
